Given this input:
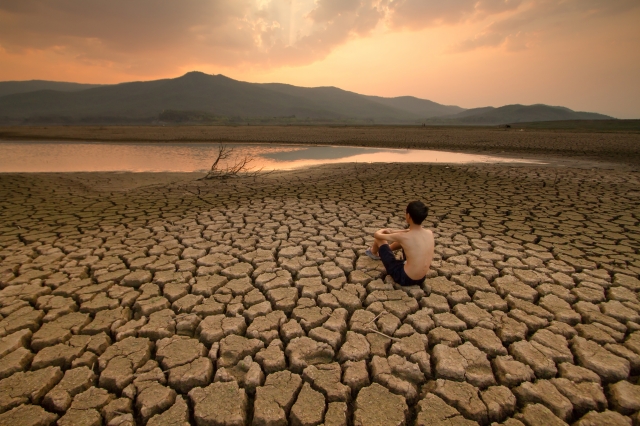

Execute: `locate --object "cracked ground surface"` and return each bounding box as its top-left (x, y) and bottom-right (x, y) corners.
top-left (0, 162), bottom-right (639, 425)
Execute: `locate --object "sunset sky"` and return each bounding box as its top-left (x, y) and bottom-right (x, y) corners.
top-left (0, 0), bottom-right (638, 118)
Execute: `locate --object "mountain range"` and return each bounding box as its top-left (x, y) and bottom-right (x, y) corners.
top-left (0, 71), bottom-right (612, 125)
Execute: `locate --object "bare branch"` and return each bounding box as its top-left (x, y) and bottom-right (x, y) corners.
top-left (200, 144), bottom-right (267, 181)
top-left (209, 145), bottom-right (232, 174)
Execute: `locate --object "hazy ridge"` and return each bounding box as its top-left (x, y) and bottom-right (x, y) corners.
top-left (429, 104), bottom-right (611, 125)
top-left (0, 80), bottom-right (103, 98)
top-left (0, 71), bottom-right (613, 125)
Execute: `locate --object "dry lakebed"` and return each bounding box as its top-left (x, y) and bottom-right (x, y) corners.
top-left (0, 126), bottom-right (639, 426)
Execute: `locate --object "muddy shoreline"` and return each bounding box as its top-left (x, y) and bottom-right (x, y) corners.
top-left (1, 125), bottom-right (639, 166)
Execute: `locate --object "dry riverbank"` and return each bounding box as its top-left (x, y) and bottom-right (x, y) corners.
top-left (0, 163), bottom-right (639, 425)
top-left (1, 125), bottom-right (639, 165)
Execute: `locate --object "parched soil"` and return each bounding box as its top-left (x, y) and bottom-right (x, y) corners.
top-left (0, 163), bottom-right (639, 425)
top-left (1, 125), bottom-right (639, 164)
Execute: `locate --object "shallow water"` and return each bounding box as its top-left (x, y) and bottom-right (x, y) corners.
top-left (0, 141), bottom-right (545, 172)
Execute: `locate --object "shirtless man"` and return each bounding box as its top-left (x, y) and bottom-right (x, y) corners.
top-left (366, 201), bottom-right (434, 286)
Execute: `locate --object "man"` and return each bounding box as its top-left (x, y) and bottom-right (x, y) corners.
top-left (366, 201), bottom-right (434, 286)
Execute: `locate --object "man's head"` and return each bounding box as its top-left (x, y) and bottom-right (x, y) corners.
top-left (406, 201), bottom-right (428, 225)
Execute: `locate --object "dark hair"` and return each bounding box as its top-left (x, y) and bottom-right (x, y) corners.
top-left (406, 201), bottom-right (428, 224)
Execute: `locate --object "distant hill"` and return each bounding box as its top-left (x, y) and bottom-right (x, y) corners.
top-left (258, 83), bottom-right (463, 119)
top-left (0, 72), bottom-right (614, 125)
top-left (0, 80), bottom-right (102, 98)
top-left (257, 83), bottom-right (423, 122)
top-left (0, 72), bottom-right (462, 125)
top-left (364, 95), bottom-right (464, 118)
top-left (428, 104), bottom-right (612, 125)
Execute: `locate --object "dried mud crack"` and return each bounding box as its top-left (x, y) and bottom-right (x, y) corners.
top-left (0, 162), bottom-right (639, 425)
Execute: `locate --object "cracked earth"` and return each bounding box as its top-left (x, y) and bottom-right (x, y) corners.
top-left (0, 162), bottom-right (639, 426)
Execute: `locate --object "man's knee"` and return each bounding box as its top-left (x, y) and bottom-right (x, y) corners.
top-left (375, 237), bottom-right (388, 246)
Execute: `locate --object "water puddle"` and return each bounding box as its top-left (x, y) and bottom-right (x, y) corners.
top-left (0, 141), bottom-right (546, 172)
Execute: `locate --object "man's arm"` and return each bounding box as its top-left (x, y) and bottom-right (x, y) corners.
top-left (374, 228), bottom-right (407, 235)
top-left (386, 228), bottom-right (409, 234)
top-left (388, 241), bottom-right (402, 251)
top-left (374, 228), bottom-right (407, 243)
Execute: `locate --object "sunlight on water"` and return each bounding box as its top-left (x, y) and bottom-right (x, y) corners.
top-left (0, 141), bottom-right (546, 172)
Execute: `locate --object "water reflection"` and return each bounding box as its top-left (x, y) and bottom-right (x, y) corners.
top-left (262, 146), bottom-right (391, 161)
top-left (0, 141), bottom-right (546, 173)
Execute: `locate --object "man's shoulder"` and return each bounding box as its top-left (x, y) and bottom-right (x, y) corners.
top-left (406, 228), bottom-right (431, 240)
top-left (418, 228), bottom-right (433, 243)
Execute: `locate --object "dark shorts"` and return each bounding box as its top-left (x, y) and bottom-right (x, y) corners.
top-left (378, 244), bottom-right (426, 287)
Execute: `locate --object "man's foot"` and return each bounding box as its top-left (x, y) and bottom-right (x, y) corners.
top-left (365, 248), bottom-right (381, 260)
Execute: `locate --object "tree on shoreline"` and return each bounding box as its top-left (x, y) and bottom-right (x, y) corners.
top-left (202, 144), bottom-right (263, 180)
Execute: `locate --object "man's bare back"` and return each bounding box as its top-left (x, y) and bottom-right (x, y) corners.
top-left (376, 228), bottom-right (434, 279)
top-left (367, 201), bottom-right (434, 286)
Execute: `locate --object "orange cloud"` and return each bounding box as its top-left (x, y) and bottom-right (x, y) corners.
top-left (0, 0), bottom-right (636, 71)
top-left (0, 0), bottom-right (384, 71)
top-left (450, 0), bottom-right (639, 52)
